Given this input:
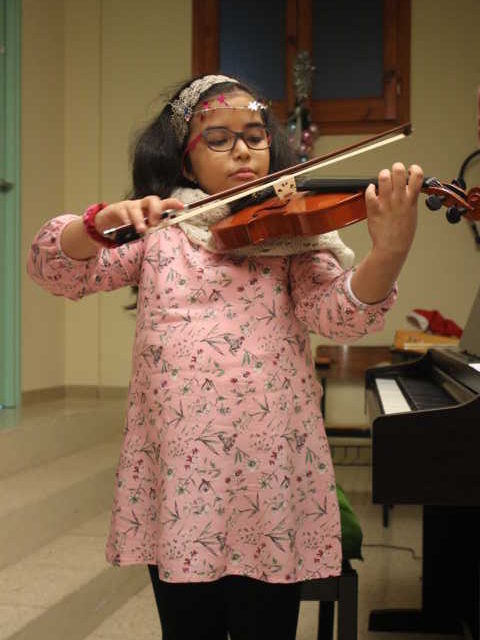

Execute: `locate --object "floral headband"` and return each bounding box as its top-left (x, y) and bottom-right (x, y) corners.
top-left (169, 74), bottom-right (268, 143)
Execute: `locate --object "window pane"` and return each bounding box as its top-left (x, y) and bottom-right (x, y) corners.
top-left (219, 0), bottom-right (286, 101)
top-left (312, 1), bottom-right (383, 100)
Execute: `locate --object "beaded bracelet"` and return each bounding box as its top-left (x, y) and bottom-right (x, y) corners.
top-left (82, 202), bottom-right (119, 248)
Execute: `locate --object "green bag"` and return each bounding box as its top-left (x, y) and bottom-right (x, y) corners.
top-left (337, 484), bottom-right (363, 560)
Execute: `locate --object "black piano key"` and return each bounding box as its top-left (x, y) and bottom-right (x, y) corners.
top-left (396, 375), bottom-right (458, 411)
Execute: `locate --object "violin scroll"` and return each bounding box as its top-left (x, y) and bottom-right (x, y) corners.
top-left (422, 178), bottom-right (480, 225)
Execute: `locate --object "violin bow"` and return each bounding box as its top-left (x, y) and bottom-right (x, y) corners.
top-left (103, 122), bottom-right (412, 243)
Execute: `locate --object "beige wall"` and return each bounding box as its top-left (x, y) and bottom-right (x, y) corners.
top-left (64, 0), bottom-right (192, 389)
top-left (21, 0), bottom-right (66, 391)
top-left (21, 0), bottom-right (480, 396)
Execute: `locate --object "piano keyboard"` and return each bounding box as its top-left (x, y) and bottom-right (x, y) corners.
top-left (396, 375), bottom-right (458, 410)
top-left (375, 378), bottom-right (412, 414)
top-left (375, 375), bottom-right (459, 414)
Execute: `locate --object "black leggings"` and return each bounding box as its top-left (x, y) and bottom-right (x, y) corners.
top-left (148, 565), bottom-right (302, 640)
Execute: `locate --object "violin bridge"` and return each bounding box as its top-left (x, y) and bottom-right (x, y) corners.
top-left (272, 176), bottom-right (297, 201)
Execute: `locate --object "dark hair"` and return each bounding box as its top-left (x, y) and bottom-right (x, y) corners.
top-left (129, 75), bottom-right (298, 199)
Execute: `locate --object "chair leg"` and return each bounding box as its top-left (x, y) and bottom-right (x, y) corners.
top-left (337, 569), bottom-right (358, 640)
top-left (317, 601), bottom-right (335, 640)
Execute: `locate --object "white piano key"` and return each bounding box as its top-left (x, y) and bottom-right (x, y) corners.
top-left (375, 378), bottom-right (412, 414)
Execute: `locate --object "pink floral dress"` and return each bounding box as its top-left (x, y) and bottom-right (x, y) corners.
top-left (27, 214), bottom-right (396, 583)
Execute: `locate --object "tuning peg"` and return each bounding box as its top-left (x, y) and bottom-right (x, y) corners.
top-left (446, 206), bottom-right (462, 223)
top-left (425, 194), bottom-right (445, 211)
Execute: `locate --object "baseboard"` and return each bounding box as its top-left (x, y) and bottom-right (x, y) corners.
top-left (22, 387), bottom-right (66, 404)
top-left (22, 386), bottom-right (128, 404)
top-left (65, 386), bottom-right (128, 399)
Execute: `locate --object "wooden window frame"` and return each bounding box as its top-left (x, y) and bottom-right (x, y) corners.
top-left (192, 0), bottom-right (410, 134)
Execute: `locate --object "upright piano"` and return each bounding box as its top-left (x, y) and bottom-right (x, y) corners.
top-left (365, 287), bottom-right (480, 640)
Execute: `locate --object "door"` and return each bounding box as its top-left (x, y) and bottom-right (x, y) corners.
top-left (0, 0), bottom-right (21, 408)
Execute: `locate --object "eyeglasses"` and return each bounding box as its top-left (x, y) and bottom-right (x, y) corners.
top-left (184, 125), bottom-right (271, 157)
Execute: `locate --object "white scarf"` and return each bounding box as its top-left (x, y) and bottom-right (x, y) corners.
top-left (171, 187), bottom-right (355, 269)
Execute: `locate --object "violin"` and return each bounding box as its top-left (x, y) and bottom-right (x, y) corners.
top-left (102, 123), bottom-right (480, 248)
top-left (211, 176), bottom-right (480, 250)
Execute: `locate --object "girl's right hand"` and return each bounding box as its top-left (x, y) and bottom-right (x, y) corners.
top-left (94, 196), bottom-right (185, 236)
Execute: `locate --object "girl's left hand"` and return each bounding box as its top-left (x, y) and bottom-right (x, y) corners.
top-left (364, 162), bottom-right (424, 258)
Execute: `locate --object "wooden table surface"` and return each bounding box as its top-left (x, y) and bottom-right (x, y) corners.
top-left (314, 345), bottom-right (394, 382)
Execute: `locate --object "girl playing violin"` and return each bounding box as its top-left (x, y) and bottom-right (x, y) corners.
top-left (27, 74), bottom-right (423, 640)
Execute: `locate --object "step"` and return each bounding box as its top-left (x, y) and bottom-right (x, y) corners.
top-left (0, 511), bottom-right (149, 640)
top-left (329, 436), bottom-right (372, 467)
top-left (83, 584), bottom-right (160, 640)
top-left (0, 397), bottom-right (126, 478)
top-left (0, 440), bottom-right (121, 570)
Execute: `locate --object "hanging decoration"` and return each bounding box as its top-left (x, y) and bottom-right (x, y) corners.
top-left (287, 50), bottom-right (320, 162)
